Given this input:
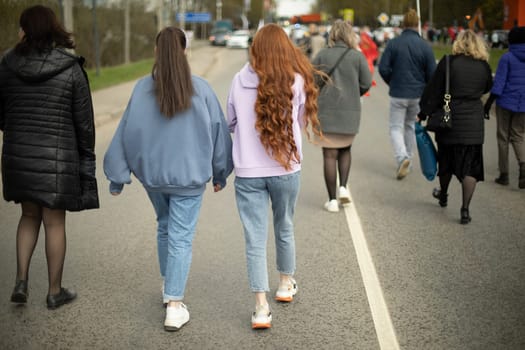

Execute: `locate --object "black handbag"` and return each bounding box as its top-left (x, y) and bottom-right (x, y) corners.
top-left (426, 55), bottom-right (452, 132)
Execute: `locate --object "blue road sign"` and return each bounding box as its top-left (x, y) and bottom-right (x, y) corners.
top-left (176, 12), bottom-right (212, 23)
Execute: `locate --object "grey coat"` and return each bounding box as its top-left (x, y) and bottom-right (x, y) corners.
top-left (313, 42), bottom-right (372, 134)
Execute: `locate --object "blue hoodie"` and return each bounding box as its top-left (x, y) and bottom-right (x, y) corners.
top-left (104, 75), bottom-right (233, 196)
top-left (491, 43), bottom-right (525, 112)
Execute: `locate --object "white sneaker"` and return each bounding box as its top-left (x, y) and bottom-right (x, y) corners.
top-left (275, 277), bottom-right (298, 302)
top-left (251, 304), bottom-right (272, 329)
top-left (338, 186), bottom-right (351, 205)
top-left (324, 199), bottom-right (339, 212)
top-left (397, 158), bottom-right (411, 180)
top-left (164, 303), bottom-right (190, 331)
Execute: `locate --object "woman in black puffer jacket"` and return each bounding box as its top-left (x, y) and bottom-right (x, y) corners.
top-left (0, 5), bottom-right (99, 309)
top-left (419, 30), bottom-right (493, 225)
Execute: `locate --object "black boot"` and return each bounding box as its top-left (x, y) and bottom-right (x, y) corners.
top-left (518, 162), bottom-right (525, 188)
top-left (432, 188), bottom-right (448, 207)
top-left (47, 287), bottom-right (77, 310)
top-left (11, 280), bottom-right (28, 304)
top-left (460, 207), bottom-right (472, 225)
top-left (495, 173), bottom-right (509, 185)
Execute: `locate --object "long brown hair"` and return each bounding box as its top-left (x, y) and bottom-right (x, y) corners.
top-left (15, 5), bottom-right (75, 55)
top-left (249, 23), bottom-right (322, 170)
top-left (152, 27), bottom-right (194, 117)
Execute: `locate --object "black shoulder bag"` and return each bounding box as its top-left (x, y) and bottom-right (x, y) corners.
top-left (426, 55), bottom-right (452, 132)
top-left (316, 48), bottom-right (351, 90)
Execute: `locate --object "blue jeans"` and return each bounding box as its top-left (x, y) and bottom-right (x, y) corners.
top-left (389, 97), bottom-right (419, 165)
top-left (234, 172), bottom-right (300, 293)
top-left (147, 191), bottom-right (203, 301)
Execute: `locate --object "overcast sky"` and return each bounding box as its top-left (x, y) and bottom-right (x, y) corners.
top-left (275, 0), bottom-right (316, 17)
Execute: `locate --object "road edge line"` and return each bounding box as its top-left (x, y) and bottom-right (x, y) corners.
top-left (343, 195), bottom-right (401, 350)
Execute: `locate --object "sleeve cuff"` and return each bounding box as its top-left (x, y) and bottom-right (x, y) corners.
top-left (109, 182), bottom-right (124, 194)
top-left (213, 178), bottom-right (226, 190)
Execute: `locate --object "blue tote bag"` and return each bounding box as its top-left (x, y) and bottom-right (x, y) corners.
top-left (415, 122), bottom-right (438, 181)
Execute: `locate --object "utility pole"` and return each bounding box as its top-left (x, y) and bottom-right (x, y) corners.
top-left (429, 0), bottom-right (434, 28)
top-left (216, 1), bottom-right (222, 21)
top-left (124, 0), bottom-right (130, 64)
top-left (92, 0), bottom-right (100, 76)
top-left (157, 0), bottom-right (164, 32)
top-left (180, 0), bottom-right (186, 30)
top-left (58, 0), bottom-right (64, 25)
top-left (63, 0), bottom-right (74, 33)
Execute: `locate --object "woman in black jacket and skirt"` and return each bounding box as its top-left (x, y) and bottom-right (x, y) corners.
top-left (0, 5), bottom-right (99, 308)
top-left (419, 30), bottom-right (493, 224)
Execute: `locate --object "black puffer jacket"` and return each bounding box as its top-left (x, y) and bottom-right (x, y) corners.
top-left (420, 54), bottom-right (493, 145)
top-left (0, 48), bottom-right (99, 211)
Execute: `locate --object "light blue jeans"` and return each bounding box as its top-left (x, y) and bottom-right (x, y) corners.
top-left (389, 97), bottom-right (420, 165)
top-left (147, 191), bottom-right (203, 301)
top-left (234, 172), bottom-right (300, 293)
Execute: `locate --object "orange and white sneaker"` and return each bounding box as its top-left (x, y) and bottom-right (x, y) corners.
top-left (251, 304), bottom-right (272, 329)
top-left (275, 277), bottom-right (298, 302)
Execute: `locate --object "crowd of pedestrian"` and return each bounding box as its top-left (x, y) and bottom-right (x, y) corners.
top-left (1, 4), bottom-right (524, 334)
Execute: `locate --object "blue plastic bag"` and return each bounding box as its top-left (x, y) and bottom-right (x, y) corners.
top-left (415, 122), bottom-right (438, 181)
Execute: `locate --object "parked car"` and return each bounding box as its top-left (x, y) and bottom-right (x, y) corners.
top-left (209, 28), bottom-right (231, 46)
top-left (226, 30), bottom-right (251, 49)
top-left (491, 29), bottom-right (509, 48)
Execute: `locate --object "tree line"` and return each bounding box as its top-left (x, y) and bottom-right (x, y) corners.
top-left (0, 0), bottom-right (261, 69)
top-left (1, 0), bottom-right (507, 70)
top-left (312, 0), bottom-right (504, 30)
top-left (1, 0), bottom-right (158, 68)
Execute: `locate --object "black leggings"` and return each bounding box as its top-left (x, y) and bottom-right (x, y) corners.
top-left (16, 202), bottom-right (67, 295)
top-left (322, 145), bottom-right (352, 200)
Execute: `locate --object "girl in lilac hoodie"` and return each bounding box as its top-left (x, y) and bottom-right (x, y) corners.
top-left (227, 24), bottom-right (322, 329)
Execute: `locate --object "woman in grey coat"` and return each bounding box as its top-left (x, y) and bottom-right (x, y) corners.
top-left (312, 20), bottom-right (372, 212)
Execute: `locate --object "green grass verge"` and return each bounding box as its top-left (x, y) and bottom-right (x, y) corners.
top-left (86, 58), bottom-right (153, 91)
top-left (432, 44), bottom-right (505, 72)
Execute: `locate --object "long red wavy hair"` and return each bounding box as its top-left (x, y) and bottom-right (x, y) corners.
top-left (249, 24), bottom-right (322, 171)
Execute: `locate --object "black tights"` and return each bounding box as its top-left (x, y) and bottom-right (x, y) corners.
top-left (16, 202), bottom-right (66, 295)
top-left (323, 146), bottom-right (352, 200)
top-left (439, 174), bottom-right (477, 209)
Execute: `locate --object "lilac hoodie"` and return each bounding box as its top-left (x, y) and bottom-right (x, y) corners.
top-left (227, 63), bottom-right (306, 178)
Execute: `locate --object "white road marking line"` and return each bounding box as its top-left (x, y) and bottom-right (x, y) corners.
top-left (343, 194), bottom-right (401, 350)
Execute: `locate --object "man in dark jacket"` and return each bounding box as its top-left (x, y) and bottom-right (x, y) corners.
top-left (379, 9), bottom-right (436, 180)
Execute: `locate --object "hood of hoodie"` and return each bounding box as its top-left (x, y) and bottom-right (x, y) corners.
top-left (238, 63), bottom-right (259, 89)
top-left (510, 43), bottom-right (525, 62)
top-left (3, 48), bottom-right (78, 83)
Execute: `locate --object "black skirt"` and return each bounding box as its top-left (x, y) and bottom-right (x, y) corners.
top-left (437, 144), bottom-right (484, 182)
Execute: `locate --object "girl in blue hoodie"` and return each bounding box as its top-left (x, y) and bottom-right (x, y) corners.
top-left (104, 27), bottom-right (233, 331)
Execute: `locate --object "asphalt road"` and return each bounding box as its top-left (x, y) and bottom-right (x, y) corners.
top-left (1, 46), bottom-right (524, 350)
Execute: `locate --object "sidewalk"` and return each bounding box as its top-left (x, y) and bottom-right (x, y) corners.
top-left (91, 40), bottom-right (217, 127)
